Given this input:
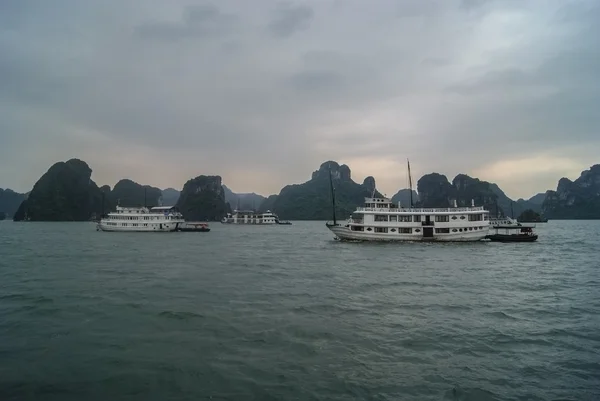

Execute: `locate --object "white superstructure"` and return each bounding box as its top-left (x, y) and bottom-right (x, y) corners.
top-left (327, 197), bottom-right (490, 242)
top-left (221, 210), bottom-right (280, 224)
top-left (97, 206), bottom-right (184, 232)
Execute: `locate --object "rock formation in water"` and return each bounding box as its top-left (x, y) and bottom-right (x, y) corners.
top-left (223, 185), bottom-right (266, 210)
top-left (517, 209), bottom-right (545, 223)
top-left (0, 188), bottom-right (27, 218)
top-left (416, 173), bottom-right (455, 208)
top-left (13, 159), bottom-right (105, 221)
top-left (414, 172), bottom-right (545, 217)
top-left (259, 161), bottom-right (382, 220)
top-left (176, 175), bottom-right (229, 221)
top-left (161, 188), bottom-right (180, 206)
top-left (542, 164), bottom-right (600, 219)
top-left (109, 179), bottom-right (162, 208)
top-left (391, 189), bottom-right (419, 207)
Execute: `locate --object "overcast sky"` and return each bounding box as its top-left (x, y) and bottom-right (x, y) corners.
top-left (1, 0), bottom-right (598, 199)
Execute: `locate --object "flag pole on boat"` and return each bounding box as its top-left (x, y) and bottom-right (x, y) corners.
top-left (408, 158), bottom-right (414, 208)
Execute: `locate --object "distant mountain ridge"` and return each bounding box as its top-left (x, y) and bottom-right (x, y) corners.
top-left (416, 173), bottom-right (543, 218)
top-left (11, 158), bottom-right (599, 222)
top-left (0, 188), bottom-right (27, 218)
top-left (542, 164), bottom-right (600, 219)
top-left (161, 188), bottom-right (180, 206)
top-left (258, 161), bottom-right (382, 220)
top-left (12, 159), bottom-right (231, 221)
top-left (223, 185), bottom-right (266, 211)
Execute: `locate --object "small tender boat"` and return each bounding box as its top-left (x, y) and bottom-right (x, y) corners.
top-left (486, 224), bottom-right (538, 242)
top-left (177, 222), bottom-right (210, 232)
top-left (277, 220), bottom-right (292, 225)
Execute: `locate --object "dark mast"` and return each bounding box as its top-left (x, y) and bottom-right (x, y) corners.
top-left (408, 159), bottom-right (414, 208)
top-left (328, 165), bottom-right (337, 225)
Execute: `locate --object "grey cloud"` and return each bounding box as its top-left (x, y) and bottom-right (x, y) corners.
top-left (268, 3), bottom-right (313, 37)
top-left (288, 70), bottom-right (344, 91)
top-left (136, 4), bottom-right (238, 40)
top-left (0, 0), bottom-right (599, 199)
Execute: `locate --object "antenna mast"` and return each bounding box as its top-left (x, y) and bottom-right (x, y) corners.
top-left (407, 159), bottom-right (414, 208)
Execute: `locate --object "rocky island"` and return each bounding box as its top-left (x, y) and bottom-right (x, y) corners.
top-left (258, 161), bottom-right (382, 220)
top-left (542, 164), bottom-right (600, 219)
top-left (8, 158), bottom-right (600, 222)
top-left (176, 175), bottom-right (229, 221)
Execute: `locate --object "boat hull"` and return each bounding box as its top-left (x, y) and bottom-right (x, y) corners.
top-left (221, 221), bottom-right (277, 225)
top-left (97, 222), bottom-right (182, 232)
top-left (486, 234), bottom-right (538, 242)
top-left (327, 224), bottom-right (488, 242)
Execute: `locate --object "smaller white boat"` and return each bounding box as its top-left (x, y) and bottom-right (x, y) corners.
top-left (221, 210), bottom-right (280, 224)
top-left (97, 206), bottom-right (184, 232)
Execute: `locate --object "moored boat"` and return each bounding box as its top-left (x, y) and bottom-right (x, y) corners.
top-left (486, 223), bottom-right (538, 242)
top-left (325, 159), bottom-right (490, 242)
top-left (327, 198), bottom-right (490, 242)
top-left (97, 206), bottom-right (184, 232)
top-left (177, 222), bottom-right (211, 232)
top-left (221, 209), bottom-right (282, 225)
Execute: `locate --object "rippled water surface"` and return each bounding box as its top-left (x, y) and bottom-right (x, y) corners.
top-left (1, 220), bottom-right (599, 400)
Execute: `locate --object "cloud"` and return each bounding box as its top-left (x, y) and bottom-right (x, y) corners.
top-left (0, 0), bottom-right (598, 200)
top-left (268, 3), bottom-right (313, 38)
top-left (136, 4), bottom-right (238, 41)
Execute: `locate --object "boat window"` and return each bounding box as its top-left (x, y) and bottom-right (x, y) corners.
top-left (399, 215), bottom-right (411, 222)
top-left (375, 227), bottom-right (388, 233)
top-left (468, 214), bottom-right (483, 221)
top-left (413, 215), bottom-right (421, 222)
top-left (374, 215), bottom-right (388, 222)
top-left (435, 215), bottom-right (449, 222)
top-left (451, 216), bottom-right (457, 220)
top-left (389, 215), bottom-right (398, 222)
top-left (435, 228), bottom-right (450, 233)
top-left (399, 228), bottom-right (411, 234)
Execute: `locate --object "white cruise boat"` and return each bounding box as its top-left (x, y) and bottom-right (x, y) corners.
top-left (97, 206), bottom-right (185, 232)
top-left (327, 197), bottom-right (490, 242)
top-left (324, 159), bottom-right (489, 242)
top-left (221, 209), bottom-right (280, 224)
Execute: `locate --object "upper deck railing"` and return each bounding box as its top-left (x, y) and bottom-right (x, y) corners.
top-left (354, 206), bottom-right (486, 213)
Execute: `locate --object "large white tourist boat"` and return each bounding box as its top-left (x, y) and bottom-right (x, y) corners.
top-left (97, 206), bottom-right (185, 232)
top-left (221, 210), bottom-right (282, 225)
top-left (327, 198), bottom-right (490, 242)
top-left (325, 160), bottom-right (490, 242)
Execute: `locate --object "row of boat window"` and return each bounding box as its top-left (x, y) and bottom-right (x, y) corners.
top-left (108, 216), bottom-right (176, 220)
top-left (104, 223), bottom-right (150, 227)
top-left (350, 226), bottom-right (487, 233)
top-left (366, 214), bottom-right (485, 223)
